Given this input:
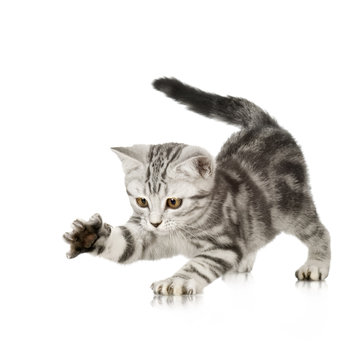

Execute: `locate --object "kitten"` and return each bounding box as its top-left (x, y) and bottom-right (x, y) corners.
top-left (63, 78), bottom-right (331, 295)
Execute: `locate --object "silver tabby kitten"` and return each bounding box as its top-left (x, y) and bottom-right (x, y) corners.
top-left (64, 78), bottom-right (331, 295)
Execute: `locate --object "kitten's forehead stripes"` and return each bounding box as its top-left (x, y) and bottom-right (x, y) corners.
top-left (145, 143), bottom-right (185, 194)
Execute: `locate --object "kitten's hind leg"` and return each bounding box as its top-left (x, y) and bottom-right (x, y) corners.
top-left (293, 215), bottom-right (331, 281)
top-left (237, 252), bottom-right (257, 273)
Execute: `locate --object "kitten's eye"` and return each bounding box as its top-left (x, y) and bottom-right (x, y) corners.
top-left (167, 198), bottom-right (182, 209)
top-left (136, 198), bottom-right (148, 208)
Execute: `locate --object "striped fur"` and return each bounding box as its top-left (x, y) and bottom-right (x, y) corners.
top-left (64, 78), bottom-right (331, 294)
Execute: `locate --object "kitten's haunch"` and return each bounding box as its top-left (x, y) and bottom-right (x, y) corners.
top-left (63, 78), bottom-right (331, 295)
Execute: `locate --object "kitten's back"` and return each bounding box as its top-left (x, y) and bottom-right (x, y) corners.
top-left (153, 77), bottom-right (310, 218)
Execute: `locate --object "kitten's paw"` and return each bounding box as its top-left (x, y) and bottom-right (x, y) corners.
top-left (63, 213), bottom-right (111, 259)
top-left (295, 261), bottom-right (330, 281)
top-left (150, 277), bottom-right (198, 296)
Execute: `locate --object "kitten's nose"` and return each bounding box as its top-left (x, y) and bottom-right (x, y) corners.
top-left (150, 221), bottom-right (162, 228)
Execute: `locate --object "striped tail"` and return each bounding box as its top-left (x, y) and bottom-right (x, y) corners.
top-left (153, 77), bottom-right (278, 129)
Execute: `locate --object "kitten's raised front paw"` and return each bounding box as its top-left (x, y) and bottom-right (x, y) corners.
top-left (63, 213), bottom-right (111, 259)
top-left (295, 261), bottom-right (330, 281)
top-left (150, 277), bottom-right (198, 296)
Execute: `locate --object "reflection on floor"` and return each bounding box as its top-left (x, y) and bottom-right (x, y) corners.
top-left (151, 294), bottom-right (203, 308)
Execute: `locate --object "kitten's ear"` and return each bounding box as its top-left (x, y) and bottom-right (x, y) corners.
top-left (111, 145), bottom-right (149, 173)
top-left (172, 147), bottom-right (215, 179)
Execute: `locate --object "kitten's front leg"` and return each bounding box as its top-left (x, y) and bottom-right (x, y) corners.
top-left (63, 213), bottom-right (143, 264)
top-left (151, 249), bottom-right (240, 295)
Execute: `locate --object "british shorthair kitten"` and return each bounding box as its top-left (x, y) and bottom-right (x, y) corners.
top-left (63, 78), bottom-right (330, 295)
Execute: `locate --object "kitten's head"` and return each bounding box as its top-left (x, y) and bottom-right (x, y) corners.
top-left (112, 143), bottom-right (215, 233)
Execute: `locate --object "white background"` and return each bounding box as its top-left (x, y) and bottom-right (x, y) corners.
top-left (1, 1), bottom-right (359, 359)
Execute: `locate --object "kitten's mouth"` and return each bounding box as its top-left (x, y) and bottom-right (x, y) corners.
top-left (149, 226), bottom-right (165, 233)
top-left (147, 225), bottom-right (170, 234)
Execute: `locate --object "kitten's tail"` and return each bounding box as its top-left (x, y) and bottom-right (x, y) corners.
top-left (153, 77), bottom-right (278, 129)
